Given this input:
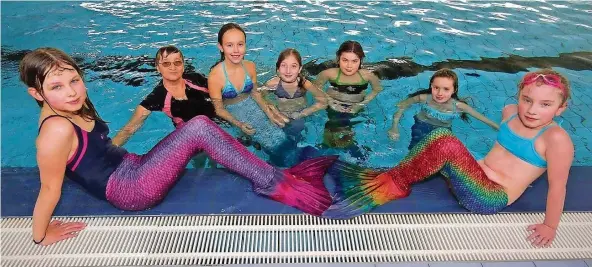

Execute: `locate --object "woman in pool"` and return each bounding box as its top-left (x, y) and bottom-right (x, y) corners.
top-left (208, 23), bottom-right (313, 166)
top-left (313, 41), bottom-right (383, 159)
top-left (21, 47), bottom-right (337, 246)
top-left (113, 45), bottom-right (215, 145)
top-left (388, 68), bottom-right (499, 149)
top-left (262, 48), bottom-right (328, 143)
top-left (112, 45), bottom-right (216, 167)
top-left (325, 69), bottom-right (573, 247)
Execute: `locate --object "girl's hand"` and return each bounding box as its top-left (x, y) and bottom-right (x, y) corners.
top-left (527, 223), bottom-right (556, 247)
top-left (328, 99), bottom-right (345, 112)
top-left (37, 220), bottom-right (86, 246)
top-left (289, 112), bottom-right (304, 120)
top-left (239, 123), bottom-right (256, 135)
top-left (328, 99), bottom-right (355, 113)
top-left (388, 128), bottom-right (400, 141)
top-left (350, 103), bottom-right (365, 114)
top-left (265, 105), bottom-right (289, 127)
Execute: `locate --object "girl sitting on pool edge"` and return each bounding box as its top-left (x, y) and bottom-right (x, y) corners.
top-left (21, 47), bottom-right (340, 246)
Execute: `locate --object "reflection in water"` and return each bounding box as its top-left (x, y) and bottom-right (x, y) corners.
top-left (3, 48), bottom-right (590, 86)
top-left (303, 51), bottom-right (592, 80)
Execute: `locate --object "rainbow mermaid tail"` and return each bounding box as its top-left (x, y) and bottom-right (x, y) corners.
top-left (322, 128), bottom-right (508, 219)
top-left (321, 161), bottom-right (409, 219)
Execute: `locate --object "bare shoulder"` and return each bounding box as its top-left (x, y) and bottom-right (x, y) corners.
top-left (417, 94), bottom-right (429, 102)
top-left (542, 125), bottom-right (574, 174)
top-left (243, 60), bottom-right (256, 70)
top-left (544, 126), bottom-right (573, 147)
top-left (38, 116), bottom-right (74, 136)
top-left (241, 60), bottom-right (257, 79)
top-left (455, 101), bottom-right (471, 111)
top-left (208, 63), bottom-right (223, 78)
top-left (319, 68), bottom-right (338, 79)
top-left (360, 69), bottom-right (377, 79)
top-left (501, 104), bottom-right (518, 121)
top-left (37, 116), bottom-right (75, 148)
top-left (208, 64), bottom-right (225, 89)
top-left (266, 77), bottom-right (280, 87)
top-left (303, 79), bottom-right (321, 91)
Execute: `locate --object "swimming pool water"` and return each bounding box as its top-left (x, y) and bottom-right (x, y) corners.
top-left (2, 1), bottom-right (591, 167)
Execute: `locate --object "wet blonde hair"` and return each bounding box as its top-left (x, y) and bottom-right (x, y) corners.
top-left (518, 68), bottom-right (570, 105)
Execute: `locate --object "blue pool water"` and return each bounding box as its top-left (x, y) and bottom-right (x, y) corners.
top-left (2, 1), bottom-right (591, 168)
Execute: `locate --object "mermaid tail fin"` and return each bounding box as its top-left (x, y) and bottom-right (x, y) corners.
top-left (260, 155), bottom-right (338, 216)
top-left (322, 160), bottom-right (410, 219)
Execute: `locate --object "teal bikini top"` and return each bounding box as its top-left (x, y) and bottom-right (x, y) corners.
top-left (496, 113), bottom-right (555, 168)
top-left (221, 61), bottom-right (254, 99)
top-left (420, 98), bottom-right (461, 123)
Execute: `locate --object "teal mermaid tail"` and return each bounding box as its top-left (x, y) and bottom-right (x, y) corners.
top-left (226, 97), bottom-right (306, 166)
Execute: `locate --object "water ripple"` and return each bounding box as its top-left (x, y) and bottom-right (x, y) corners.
top-left (493, 2), bottom-right (540, 13)
top-left (453, 18), bottom-right (478, 23)
top-left (437, 27), bottom-right (480, 36)
top-left (422, 17), bottom-right (446, 25)
top-left (3, 1), bottom-right (592, 166)
top-left (394, 21), bottom-right (412, 27)
top-left (403, 8), bottom-right (432, 16)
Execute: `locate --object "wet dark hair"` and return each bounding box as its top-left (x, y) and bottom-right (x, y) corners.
top-left (276, 48), bottom-right (306, 88)
top-left (155, 45), bottom-right (184, 67)
top-left (19, 47), bottom-right (102, 122)
top-left (336, 40), bottom-right (365, 68)
top-left (408, 68), bottom-right (469, 121)
top-left (210, 23), bottom-right (246, 70)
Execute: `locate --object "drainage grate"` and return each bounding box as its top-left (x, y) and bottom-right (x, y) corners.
top-left (2, 213), bottom-right (591, 266)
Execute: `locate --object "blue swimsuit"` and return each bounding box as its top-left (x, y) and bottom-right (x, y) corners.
top-left (496, 114), bottom-right (553, 168)
top-left (420, 99), bottom-right (461, 124)
top-left (221, 61), bottom-right (253, 99)
top-left (274, 80), bottom-right (306, 100)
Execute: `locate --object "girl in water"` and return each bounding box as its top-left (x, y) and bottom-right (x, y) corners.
top-left (208, 23), bottom-right (313, 166)
top-left (314, 40), bottom-right (383, 159)
top-left (325, 69), bottom-right (574, 248)
top-left (262, 48), bottom-right (328, 143)
top-left (21, 47), bottom-right (337, 246)
top-left (388, 68), bottom-right (499, 149)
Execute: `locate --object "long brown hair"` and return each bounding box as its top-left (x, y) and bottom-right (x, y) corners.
top-left (19, 47), bottom-right (102, 122)
top-left (276, 48), bottom-right (306, 88)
